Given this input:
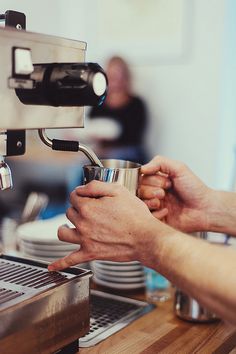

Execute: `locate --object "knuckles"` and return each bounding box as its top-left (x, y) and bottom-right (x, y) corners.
top-left (77, 220), bottom-right (89, 236)
top-left (79, 202), bottom-right (91, 218)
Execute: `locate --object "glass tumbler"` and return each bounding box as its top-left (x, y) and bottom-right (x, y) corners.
top-left (144, 267), bottom-right (171, 303)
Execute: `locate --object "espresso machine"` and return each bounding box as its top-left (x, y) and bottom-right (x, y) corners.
top-left (0, 10), bottom-right (107, 193)
top-left (0, 10), bottom-right (107, 354)
top-left (0, 11), bottom-right (155, 353)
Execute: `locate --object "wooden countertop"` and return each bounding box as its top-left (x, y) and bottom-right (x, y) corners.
top-left (79, 286), bottom-right (236, 354)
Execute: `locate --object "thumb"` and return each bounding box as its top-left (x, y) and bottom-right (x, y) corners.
top-left (75, 180), bottom-right (120, 198)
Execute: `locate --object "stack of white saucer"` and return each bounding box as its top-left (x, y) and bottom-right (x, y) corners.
top-left (17, 214), bottom-right (79, 263)
top-left (90, 260), bottom-right (145, 290)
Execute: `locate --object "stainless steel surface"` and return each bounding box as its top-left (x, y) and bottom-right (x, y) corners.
top-left (0, 26), bottom-right (85, 129)
top-left (0, 258), bottom-right (74, 306)
top-left (174, 231), bottom-right (219, 323)
top-left (80, 290), bottom-right (155, 348)
top-left (175, 289), bottom-right (219, 323)
top-left (38, 128), bottom-right (103, 167)
top-left (0, 254), bottom-right (92, 354)
top-left (0, 157), bottom-right (13, 190)
top-left (83, 159), bottom-right (141, 194)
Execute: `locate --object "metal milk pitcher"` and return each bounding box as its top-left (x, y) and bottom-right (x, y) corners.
top-left (174, 232), bottom-right (219, 322)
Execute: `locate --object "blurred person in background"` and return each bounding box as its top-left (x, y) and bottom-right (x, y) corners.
top-left (88, 56), bottom-right (149, 164)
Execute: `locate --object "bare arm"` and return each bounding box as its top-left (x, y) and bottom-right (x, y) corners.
top-left (207, 190), bottom-right (236, 236)
top-left (144, 220), bottom-right (236, 324)
top-left (48, 181), bottom-right (236, 325)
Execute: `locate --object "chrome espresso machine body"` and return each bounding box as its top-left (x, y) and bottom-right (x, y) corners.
top-left (0, 10), bottom-right (108, 354)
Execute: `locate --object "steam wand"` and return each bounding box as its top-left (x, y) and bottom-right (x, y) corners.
top-left (38, 129), bottom-right (103, 167)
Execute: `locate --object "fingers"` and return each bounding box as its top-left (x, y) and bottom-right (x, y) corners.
top-left (143, 198), bottom-right (161, 210)
top-left (75, 180), bottom-right (120, 198)
top-left (49, 227), bottom-right (83, 271)
top-left (138, 185), bottom-right (165, 200)
top-left (48, 249), bottom-right (87, 271)
top-left (140, 174), bottom-right (171, 189)
top-left (58, 225), bottom-right (80, 244)
top-left (141, 155), bottom-right (183, 177)
top-left (152, 208), bottom-right (168, 220)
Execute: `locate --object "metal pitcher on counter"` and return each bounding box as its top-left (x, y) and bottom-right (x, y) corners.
top-left (174, 232), bottom-right (219, 323)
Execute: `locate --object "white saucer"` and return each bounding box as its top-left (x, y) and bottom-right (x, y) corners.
top-left (18, 250), bottom-right (89, 270)
top-left (17, 215), bottom-right (73, 243)
top-left (96, 260), bottom-right (140, 266)
top-left (93, 276), bottom-right (145, 290)
top-left (19, 240), bottom-right (77, 252)
top-left (21, 251), bottom-right (59, 261)
top-left (20, 246), bottom-right (78, 258)
top-left (94, 272), bottom-right (145, 283)
top-left (19, 241), bottom-right (77, 256)
top-left (92, 262), bottom-right (142, 272)
top-left (91, 266), bottom-right (144, 277)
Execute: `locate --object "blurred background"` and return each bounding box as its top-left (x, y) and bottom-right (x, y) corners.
top-left (1, 0), bottom-right (236, 220)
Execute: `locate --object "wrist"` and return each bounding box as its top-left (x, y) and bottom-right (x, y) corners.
top-left (206, 189), bottom-right (231, 233)
top-left (201, 187), bottom-right (217, 232)
top-left (135, 215), bottom-right (178, 270)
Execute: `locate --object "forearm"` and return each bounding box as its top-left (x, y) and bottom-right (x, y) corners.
top-left (140, 220), bottom-right (236, 324)
top-left (207, 190), bottom-right (236, 236)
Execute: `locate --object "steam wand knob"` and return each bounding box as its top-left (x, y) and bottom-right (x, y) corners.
top-left (38, 129), bottom-right (103, 167)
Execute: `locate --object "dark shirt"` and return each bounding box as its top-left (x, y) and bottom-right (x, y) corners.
top-left (89, 96), bottom-right (147, 148)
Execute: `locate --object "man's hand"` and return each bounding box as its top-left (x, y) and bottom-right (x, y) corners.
top-left (48, 181), bottom-right (159, 271)
top-left (139, 156), bottom-right (213, 233)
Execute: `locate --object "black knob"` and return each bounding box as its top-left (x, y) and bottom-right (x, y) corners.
top-left (15, 62), bottom-right (108, 107)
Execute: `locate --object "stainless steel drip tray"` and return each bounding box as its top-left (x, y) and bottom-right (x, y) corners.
top-left (80, 290), bottom-right (155, 347)
top-left (0, 254), bottom-right (92, 354)
top-left (0, 255), bottom-right (76, 309)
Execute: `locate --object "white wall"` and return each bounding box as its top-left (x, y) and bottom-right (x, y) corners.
top-left (1, 0), bottom-right (235, 189)
top-left (217, 0), bottom-right (236, 190)
top-left (132, 0), bottom-right (224, 187)
top-left (0, 0), bottom-right (84, 37)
